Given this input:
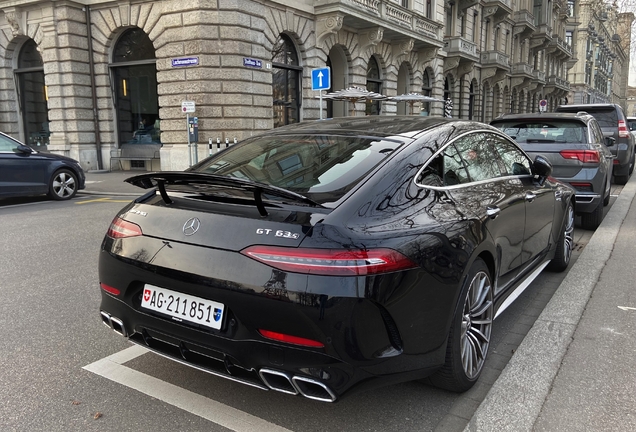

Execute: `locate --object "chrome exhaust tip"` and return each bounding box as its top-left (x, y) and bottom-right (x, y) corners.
top-left (110, 316), bottom-right (127, 337)
top-left (100, 311), bottom-right (127, 337)
top-left (292, 376), bottom-right (337, 402)
top-left (258, 369), bottom-right (298, 395)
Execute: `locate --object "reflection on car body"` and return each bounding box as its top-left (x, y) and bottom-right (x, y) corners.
top-left (98, 116), bottom-right (575, 402)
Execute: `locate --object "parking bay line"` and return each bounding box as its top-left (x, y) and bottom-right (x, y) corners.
top-left (83, 346), bottom-right (293, 432)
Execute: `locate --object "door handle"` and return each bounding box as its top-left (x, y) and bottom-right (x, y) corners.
top-left (486, 206), bottom-right (500, 219)
top-left (526, 192), bottom-right (536, 202)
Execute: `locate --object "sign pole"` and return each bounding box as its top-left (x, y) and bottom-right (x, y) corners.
top-left (187, 113), bottom-right (191, 167)
top-left (320, 91), bottom-right (323, 120)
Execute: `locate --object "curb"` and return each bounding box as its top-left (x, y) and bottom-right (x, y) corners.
top-left (465, 180), bottom-right (636, 432)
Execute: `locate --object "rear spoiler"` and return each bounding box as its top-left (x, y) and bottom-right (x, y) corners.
top-left (125, 172), bottom-right (324, 216)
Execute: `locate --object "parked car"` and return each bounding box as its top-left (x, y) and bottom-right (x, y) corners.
top-left (555, 103), bottom-right (634, 184)
top-left (0, 131), bottom-right (85, 200)
top-left (98, 117), bottom-right (575, 402)
top-left (627, 117), bottom-right (636, 136)
top-left (491, 113), bottom-right (613, 230)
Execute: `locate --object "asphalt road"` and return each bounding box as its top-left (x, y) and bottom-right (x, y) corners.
top-left (0, 189), bottom-right (620, 432)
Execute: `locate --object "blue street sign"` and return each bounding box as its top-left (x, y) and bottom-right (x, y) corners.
top-left (311, 67), bottom-right (331, 91)
top-left (172, 57), bottom-right (199, 67)
top-left (243, 58), bottom-right (262, 68)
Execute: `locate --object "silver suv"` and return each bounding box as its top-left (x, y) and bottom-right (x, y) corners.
top-left (555, 104), bottom-right (635, 184)
top-left (491, 113), bottom-right (613, 230)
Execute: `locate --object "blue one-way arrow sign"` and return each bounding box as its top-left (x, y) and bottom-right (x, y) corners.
top-left (311, 67), bottom-right (331, 91)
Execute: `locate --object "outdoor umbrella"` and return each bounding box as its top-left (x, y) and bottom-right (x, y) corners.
top-left (389, 93), bottom-right (444, 115)
top-left (323, 86), bottom-right (387, 116)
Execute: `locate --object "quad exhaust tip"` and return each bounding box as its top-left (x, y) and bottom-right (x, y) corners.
top-left (100, 311), bottom-right (127, 337)
top-left (259, 368), bottom-right (336, 402)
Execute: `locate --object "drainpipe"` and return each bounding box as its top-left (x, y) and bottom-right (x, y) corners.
top-left (85, 6), bottom-right (103, 170)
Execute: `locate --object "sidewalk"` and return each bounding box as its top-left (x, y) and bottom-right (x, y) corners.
top-left (466, 178), bottom-right (636, 431)
top-left (81, 170), bottom-right (145, 196)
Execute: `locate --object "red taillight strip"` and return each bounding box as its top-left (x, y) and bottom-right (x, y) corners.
top-left (559, 150), bottom-right (600, 163)
top-left (258, 329), bottom-right (324, 348)
top-left (100, 283), bottom-right (121, 296)
top-left (619, 120), bottom-right (630, 138)
top-left (241, 246), bottom-right (417, 276)
top-left (107, 217), bottom-right (142, 238)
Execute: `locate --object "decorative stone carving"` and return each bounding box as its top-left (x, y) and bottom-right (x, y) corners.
top-left (444, 57), bottom-right (460, 72)
top-left (392, 38), bottom-right (414, 59)
top-left (419, 47), bottom-right (439, 62)
top-left (316, 13), bottom-right (344, 45)
top-left (359, 27), bottom-right (384, 52)
top-left (4, 8), bottom-right (23, 37)
top-left (458, 60), bottom-right (475, 76)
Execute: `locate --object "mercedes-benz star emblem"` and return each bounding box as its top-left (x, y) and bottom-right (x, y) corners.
top-left (183, 217), bottom-right (201, 236)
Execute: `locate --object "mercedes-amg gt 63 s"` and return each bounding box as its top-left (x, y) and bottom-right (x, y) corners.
top-left (98, 117), bottom-right (575, 402)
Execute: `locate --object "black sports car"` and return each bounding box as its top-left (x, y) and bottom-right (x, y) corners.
top-left (99, 117), bottom-right (575, 402)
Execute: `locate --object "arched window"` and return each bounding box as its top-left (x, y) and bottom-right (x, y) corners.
top-left (366, 57), bottom-right (382, 115)
top-left (14, 40), bottom-right (49, 149)
top-left (272, 34), bottom-right (301, 128)
top-left (110, 28), bottom-right (160, 149)
top-left (421, 69), bottom-right (432, 116)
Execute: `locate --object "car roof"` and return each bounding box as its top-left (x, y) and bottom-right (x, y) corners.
top-left (557, 103), bottom-right (621, 109)
top-left (264, 116), bottom-right (491, 139)
top-left (491, 112), bottom-right (593, 125)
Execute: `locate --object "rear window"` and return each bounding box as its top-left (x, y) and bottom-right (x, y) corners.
top-left (492, 120), bottom-right (588, 144)
top-left (556, 107), bottom-right (618, 127)
top-left (628, 119), bottom-right (636, 131)
top-left (193, 134), bottom-right (405, 204)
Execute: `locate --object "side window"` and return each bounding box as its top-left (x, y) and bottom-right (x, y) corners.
top-left (490, 134), bottom-right (532, 175)
top-left (0, 134), bottom-right (19, 152)
top-left (449, 132), bottom-right (505, 183)
top-left (591, 122), bottom-right (604, 144)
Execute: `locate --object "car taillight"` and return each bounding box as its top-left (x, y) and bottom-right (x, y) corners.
top-left (106, 216), bottom-right (142, 238)
top-left (559, 150), bottom-right (600, 163)
top-left (241, 246), bottom-right (418, 276)
top-left (258, 329), bottom-right (324, 348)
top-left (100, 283), bottom-right (121, 296)
top-left (618, 120), bottom-right (630, 138)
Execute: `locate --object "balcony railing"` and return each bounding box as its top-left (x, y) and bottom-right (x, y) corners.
top-left (513, 10), bottom-right (535, 29)
top-left (317, 0), bottom-right (442, 40)
top-left (533, 70), bottom-right (546, 82)
top-left (511, 63), bottom-right (533, 75)
top-left (444, 36), bottom-right (478, 58)
top-left (481, 51), bottom-right (510, 68)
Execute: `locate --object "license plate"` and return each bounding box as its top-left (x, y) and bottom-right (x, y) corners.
top-left (141, 284), bottom-right (225, 330)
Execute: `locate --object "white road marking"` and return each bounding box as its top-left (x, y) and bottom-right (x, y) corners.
top-left (83, 346), bottom-right (293, 432)
top-left (618, 306), bottom-right (636, 311)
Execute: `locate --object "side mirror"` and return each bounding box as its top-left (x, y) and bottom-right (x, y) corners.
top-left (16, 144), bottom-right (33, 154)
top-left (532, 155), bottom-right (552, 185)
top-left (604, 136), bottom-right (616, 146)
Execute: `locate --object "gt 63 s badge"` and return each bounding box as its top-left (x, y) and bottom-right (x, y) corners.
top-left (256, 228), bottom-right (300, 239)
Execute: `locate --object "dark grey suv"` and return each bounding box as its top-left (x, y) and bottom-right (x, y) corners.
top-left (555, 103), bottom-right (634, 184)
top-left (491, 113), bottom-right (613, 230)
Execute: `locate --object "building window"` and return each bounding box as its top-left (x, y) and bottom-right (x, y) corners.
top-left (446, 3), bottom-right (454, 37)
top-left (272, 34), bottom-right (302, 128)
top-left (468, 82), bottom-right (475, 120)
top-left (14, 40), bottom-right (49, 149)
top-left (566, 30), bottom-right (573, 48)
top-left (422, 70), bottom-right (433, 115)
top-left (366, 57), bottom-right (382, 115)
top-left (401, 0), bottom-right (409, 8)
top-left (426, 0), bottom-right (433, 18)
top-left (567, 0), bottom-right (575, 17)
top-left (110, 28), bottom-right (160, 147)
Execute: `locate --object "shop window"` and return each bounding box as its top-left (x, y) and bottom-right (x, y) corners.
top-left (272, 34), bottom-right (301, 128)
top-left (110, 28), bottom-right (160, 147)
top-left (14, 40), bottom-right (49, 149)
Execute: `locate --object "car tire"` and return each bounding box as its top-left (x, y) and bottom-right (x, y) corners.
top-left (547, 201), bottom-right (574, 272)
top-left (48, 169), bottom-right (78, 200)
top-left (580, 198), bottom-right (604, 230)
top-left (427, 258), bottom-right (493, 392)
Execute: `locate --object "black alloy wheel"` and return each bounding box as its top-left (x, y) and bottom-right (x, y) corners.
top-left (428, 258), bottom-right (493, 392)
top-left (548, 201), bottom-right (574, 272)
top-left (48, 169), bottom-right (78, 200)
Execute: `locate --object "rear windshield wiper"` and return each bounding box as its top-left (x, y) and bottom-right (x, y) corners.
top-left (125, 172), bottom-right (325, 216)
top-left (526, 138), bottom-right (556, 143)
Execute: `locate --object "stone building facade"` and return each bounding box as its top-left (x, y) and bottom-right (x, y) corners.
top-left (567, 0), bottom-right (634, 107)
top-left (0, 0), bottom-right (632, 171)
